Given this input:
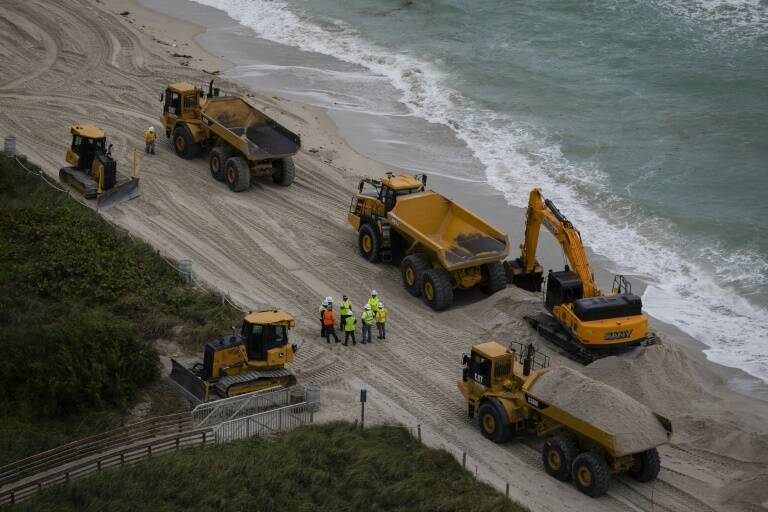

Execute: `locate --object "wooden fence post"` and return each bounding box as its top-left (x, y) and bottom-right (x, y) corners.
top-left (417, 424), bottom-right (422, 442)
top-left (462, 452), bottom-right (466, 468)
top-left (176, 438), bottom-right (180, 450)
top-left (120, 453), bottom-right (125, 466)
top-left (506, 483), bottom-right (509, 498)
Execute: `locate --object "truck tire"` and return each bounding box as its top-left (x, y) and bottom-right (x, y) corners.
top-left (209, 147), bottom-right (232, 182)
top-left (478, 399), bottom-right (511, 443)
top-left (571, 452), bottom-right (611, 497)
top-left (358, 224), bottom-right (381, 262)
top-left (629, 448), bottom-right (660, 483)
top-left (480, 261), bottom-right (507, 295)
top-left (542, 436), bottom-right (579, 482)
top-left (421, 267), bottom-right (453, 311)
top-left (401, 254), bottom-right (430, 296)
top-left (172, 125), bottom-right (200, 159)
top-left (272, 157), bottom-right (295, 186)
top-left (225, 156), bottom-right (250, 192)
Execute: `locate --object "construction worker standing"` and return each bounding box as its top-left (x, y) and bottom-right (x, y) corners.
top-left (361, 304), bottom-right (375, 344)
top-left (319, 298), bottom-right (328, 337)
top-left (376, 302), bottom-right (388, 340)
top-left (145, 126), bottom-right (156, 154)
top-left (343, 309), bottom-right (357, 346)
top-left (323, 304), bottom-right (340, 344)
top-left (339, 295), bottom-right (352, 331)
top-left (368, 290), bottom-right (380, 313)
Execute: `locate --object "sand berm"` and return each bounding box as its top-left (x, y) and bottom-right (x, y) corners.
top-left (1, 1), bottom-right (767, 511)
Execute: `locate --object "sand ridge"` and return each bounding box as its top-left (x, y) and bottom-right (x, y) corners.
top-left (0, 0), bottom-right (767, 510)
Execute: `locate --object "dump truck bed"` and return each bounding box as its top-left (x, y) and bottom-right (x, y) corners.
top-left (524, 366), bottom-right (671, 457)
top-left (387, 191), bottom-right (509, 270)
top-left (200, 97), bottom-right (300, 160)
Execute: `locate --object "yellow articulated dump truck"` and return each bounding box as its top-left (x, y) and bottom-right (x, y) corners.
top-left (458, 341), bottom-right (671, 497)
top-left (348, 173), bottom-right (509, 310)
top-left (161, 81), bottom-right (301, 191)
top-left (170, 310), bottom-right (298, 404)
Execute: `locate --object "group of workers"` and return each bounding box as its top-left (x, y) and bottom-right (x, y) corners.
top-left (319, 290), bottom-right (388, 346)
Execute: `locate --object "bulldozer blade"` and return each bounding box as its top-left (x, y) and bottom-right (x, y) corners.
top-left (96, 178), bottom-right (140, 210)
top-left (169, 359), bottom-right (208, 405)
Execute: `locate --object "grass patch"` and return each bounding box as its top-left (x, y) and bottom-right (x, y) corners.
top-left (0, 154), bottom-right (241, 463)
top-left (14, 422), bottom-right (527, 512)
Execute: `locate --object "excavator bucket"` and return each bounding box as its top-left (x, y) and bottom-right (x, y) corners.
top-left (96, 178), bottom-right (140, 210)
top-left (169, 359), bottom-right (209, 405)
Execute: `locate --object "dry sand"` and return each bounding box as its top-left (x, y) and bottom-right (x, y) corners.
top-left (529, 366), bottom-right (669, 456)
top-left (1, 1), bottom-right (768, 510)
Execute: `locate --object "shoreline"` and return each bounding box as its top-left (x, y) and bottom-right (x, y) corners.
top-left (139, 0), bottom-right (768, 401)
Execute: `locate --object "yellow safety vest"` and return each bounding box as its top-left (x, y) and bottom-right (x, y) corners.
top-left (340, 299), bottom-right (352, 316)
top-left (368, 297), bottom-right (380, 312)
top-left (145, 131), bottom-right (156, 143)
top-left (344, 315), bottom-right (356, 332)
top-left (376, 309), bottom-right (387, 323)
top-left (362, 310), bottom-right (375, 325)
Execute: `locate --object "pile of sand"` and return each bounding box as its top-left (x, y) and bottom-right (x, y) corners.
top-left (529, 366), bottom-right (670, 456)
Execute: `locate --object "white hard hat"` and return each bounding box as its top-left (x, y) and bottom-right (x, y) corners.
top-left (378, 302), bottom-right (384, 308)
top-left (322, 298), bottom-right (328, 306)
top-left (365, 304), bottom-right (372, 310)
top-left (149, 126), bottom-right (155, 132)
top-left (326, 296), bottom-right (333, 303)
top-left (371, 289), bottom-right (377, 296)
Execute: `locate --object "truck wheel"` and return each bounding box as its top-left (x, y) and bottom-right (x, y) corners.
top-left (209, 147), bottom-right (232, 182)
top-left (629, 448), bottom-right (660, 483)
top-left (571, 452), bottom-right (611, 497)
top-left (478, 399), bottom-right (511, 443)
top-left (172, 125), bottom-right (200, 159)
top-left (401, 254), bottom-right (430, 296)
top-left (480, 261), bottom-right (507, 295)
top-left (421, 267), bottom-right (453, 311)
top-left (542, 436), bottom-right (579, 482)
top-left (358, 224), bottom-right (381, 263)
top-left (225, 156), bottom-right (250, 192)
top-left (272, 157), bottom-right (295, 186)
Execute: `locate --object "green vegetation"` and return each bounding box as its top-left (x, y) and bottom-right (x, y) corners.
top-left (15, 422), bottom-right (526, 512)
top-left (0, 154), bottom-right (241, 463)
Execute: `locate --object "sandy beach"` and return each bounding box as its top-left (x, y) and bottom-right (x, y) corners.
top-left (1, 0), bottom-right (768, 510)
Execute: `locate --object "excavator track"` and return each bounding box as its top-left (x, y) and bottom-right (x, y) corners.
top-left (214, 367), bottom-right (296, 398)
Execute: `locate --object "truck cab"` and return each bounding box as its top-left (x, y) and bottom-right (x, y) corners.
top-left (161, 82), bottom-right (206, 134)
top-left (348, 173), bottom-right (426, 228)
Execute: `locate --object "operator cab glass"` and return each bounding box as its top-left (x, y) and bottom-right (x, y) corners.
top-left (164, 90), bottom-right (181, 116)
top-left (241, 322), bottom-right (287, 361)
top-left (469, 351), bottom-right (491, 387)
top-left (72, 135), bottom-right (106, 170)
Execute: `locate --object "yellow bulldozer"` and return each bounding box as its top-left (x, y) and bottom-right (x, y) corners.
top-left (170, 310), bottom-right (298, 404)
top-left (458, 340), bottom-right (671, 497)
top-left (59, 124), bottom-right (140, 209)
top-left (505, 188), bottom-right (650, 363)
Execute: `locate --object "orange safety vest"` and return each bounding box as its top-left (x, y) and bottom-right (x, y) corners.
top-left (145, 130), bottom-right (155, 143)
top-left (322, 309), bottom-right (336, 326)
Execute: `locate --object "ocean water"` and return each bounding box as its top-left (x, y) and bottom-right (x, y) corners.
top-left (190, 0), bottom-right (768, 381)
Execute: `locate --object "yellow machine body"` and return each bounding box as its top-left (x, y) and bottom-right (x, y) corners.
top-left (169, 310), bottom-right (298, 403)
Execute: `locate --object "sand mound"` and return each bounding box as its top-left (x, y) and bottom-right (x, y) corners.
top-left (529, 366), bottom-right (669, 456)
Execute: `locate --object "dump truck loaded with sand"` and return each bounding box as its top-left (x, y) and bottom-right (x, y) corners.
top-left (458, 341), bottom-right (671, 497)
top-left (348, 173), bottom-right (509, 310)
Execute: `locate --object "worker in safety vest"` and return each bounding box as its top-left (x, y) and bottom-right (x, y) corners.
top-left (375, 302), bottom-right (388, 340)
top-left (367, 290), bottom-right (380, 313)
top-left (361, 304), bottom-right (375, 344)
top-left (343, 309), bottom-right (356, 346)
top-left (339, 295), bottom-right (352, 331)
top-left (145, 126), bottom-right (156, 154)
top-left (319, 298), bottom-right (328, 337)
top-left (323, 304), bottom-right (339, 344)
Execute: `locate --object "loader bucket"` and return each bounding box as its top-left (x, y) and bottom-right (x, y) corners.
top-left (169, 359), bottom-right (209, 404)
top-left (96, 178), bottom-right (140, 210)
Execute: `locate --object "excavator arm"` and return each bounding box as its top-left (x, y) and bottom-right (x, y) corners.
top-left (520, 189), bottom-right (600, 298)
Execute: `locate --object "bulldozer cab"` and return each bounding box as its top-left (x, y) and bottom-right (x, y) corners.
top-left (68, 125), bottom-right (106, 171)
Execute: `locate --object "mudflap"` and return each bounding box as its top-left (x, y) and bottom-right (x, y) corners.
top-left (523, 313), bottom-right (596, 365)
top-left (96, 178), bottom-right (140, 210)
top-left (169, 359), bottom-right (208, 405)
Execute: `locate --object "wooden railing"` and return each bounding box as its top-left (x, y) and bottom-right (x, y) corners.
top-left (0, 428), bottom-right (212, 506)
top-left (0, 412), bottom-right (190, 489)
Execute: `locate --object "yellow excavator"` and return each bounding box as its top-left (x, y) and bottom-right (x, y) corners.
top-left (170, 310), bottom-right (298, 404)
top-left (59, 124), bottom-right (139, 209)
top-left (506, 188), bottom-right (650, 363)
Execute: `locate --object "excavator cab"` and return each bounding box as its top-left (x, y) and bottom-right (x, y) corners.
top-left (170, 310), bottom-right (298, 404)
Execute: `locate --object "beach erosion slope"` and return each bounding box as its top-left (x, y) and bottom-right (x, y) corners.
top-left (0, 1), bottom-right (767, 511)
